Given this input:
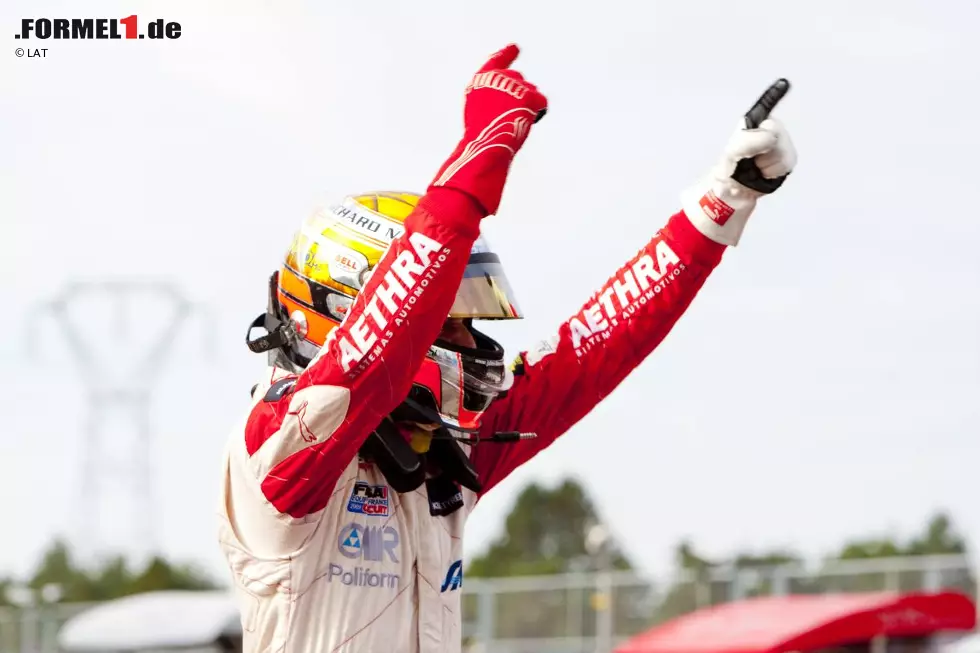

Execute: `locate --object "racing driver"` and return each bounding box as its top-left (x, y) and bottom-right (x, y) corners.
top-left (218, 44), bottom-right (798, 653)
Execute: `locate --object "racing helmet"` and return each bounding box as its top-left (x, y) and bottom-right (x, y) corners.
top-left (247, 191), bottom-right (522, 433)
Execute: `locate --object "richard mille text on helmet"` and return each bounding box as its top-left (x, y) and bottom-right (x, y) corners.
top-left (217, 45), bottom-right (798, 653)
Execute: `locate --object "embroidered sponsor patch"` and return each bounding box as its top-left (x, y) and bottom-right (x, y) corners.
top-left (426, 476), bottom-right (464, 517)
top-left (263, 377), bottom-right (297, 402)
top-left (336, 522), bottom-right (399, 563)
top-left (346, 481), bottom-right (390, 517)
top-left (699, 190), bottom-right (735, 226)
top-left (441, 560), bottom-right (463, 592)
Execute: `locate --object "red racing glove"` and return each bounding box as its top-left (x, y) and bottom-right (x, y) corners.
top-left (429, 44), bottom-right (548, 216)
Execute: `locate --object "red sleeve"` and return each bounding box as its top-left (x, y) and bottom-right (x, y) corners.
top-left (243, 189), bottom-right (483, 517)
top-left (470, 211), bottom-right (726, 496)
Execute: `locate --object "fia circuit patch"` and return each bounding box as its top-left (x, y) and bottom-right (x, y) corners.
top-left (346, 481), bottom-right (390, 517)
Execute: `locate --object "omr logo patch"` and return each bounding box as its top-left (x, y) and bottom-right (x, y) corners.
top-left (337, 523), bottom-right (399, 563)
top-left (347, 481), bottom-right (390, 517)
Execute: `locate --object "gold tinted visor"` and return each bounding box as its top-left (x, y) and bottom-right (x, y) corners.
top-left (448, 238), bottom-right (523, 320)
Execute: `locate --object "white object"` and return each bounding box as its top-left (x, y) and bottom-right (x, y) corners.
top-left (41, 583), bottom-right (64, 604)
top-left (6, 585), bottom-right (35, 607)
top-left (585, 524), bottom-right (611, 556)
top-left (58, 590), bottom-right (240, 652)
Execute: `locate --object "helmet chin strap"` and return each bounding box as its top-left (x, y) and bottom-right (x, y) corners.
top-left (245, 313), bottom-right (295, 354)
top-left (245, 272), bottom-right (312, 371)
top-left (357, 415), bottom-right (539, 516)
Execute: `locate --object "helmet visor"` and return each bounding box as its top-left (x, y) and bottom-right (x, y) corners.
top-left (449, 246), bottom-right (523, 320)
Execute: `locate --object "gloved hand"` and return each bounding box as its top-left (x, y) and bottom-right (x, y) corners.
top-left (681, 80), bottom-right (798, 246)
top-left (430, 44), bottom-right (548, 216)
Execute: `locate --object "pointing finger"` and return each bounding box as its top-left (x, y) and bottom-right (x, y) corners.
top-left (477, 43), bottom-right (520, 73)
top-left (744, 78), bottom-right (791, 129)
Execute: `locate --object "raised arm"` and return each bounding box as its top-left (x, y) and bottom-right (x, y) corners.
top-left (472, 80), bottom-right (798, 495)
top-left (243, 45), bottom-right (548, 517)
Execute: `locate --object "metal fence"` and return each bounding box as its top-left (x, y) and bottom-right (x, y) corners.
top-left (0, 602), bottom-right (92, 653)
top-left (0, 555), bottom-right (975, 653)
top-left (459, 554), bottom-right (977, 653)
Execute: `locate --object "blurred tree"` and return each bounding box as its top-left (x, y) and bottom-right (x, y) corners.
top-left (900, 512), bottom-right (966, 555)
top-left (91, 556), bottom-right (135, 600)
top-left (23, 539), bottom-right (218, 603)
top-left (0, 577), bottom-right (12, 606)
top-left (129, 557), bottom-right (216, 594)
top-left (27, 538), bottom-right (96, 602)
top-left (835, 512), bottom-right (966, 560)
top-left (650, 540), bottom-right (717, 624)
top-left (675, 540), bottom-right (713, 571)
top-left (466, 478), bottom-right (633, 578)
top-left (733, 551), bottom-right (801, 568)
top-left (653, 511), bottom-right (973, 624)
top-left (466, 478), bottom-right (642, 640)
top-left (837, 539), bottom-right (904, 560)
top-left (651, 541), bottom-right (806, 623)
top-left (827, 511), bottom-right (971, 593)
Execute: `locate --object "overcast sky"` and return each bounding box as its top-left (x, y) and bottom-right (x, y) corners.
top-left (1, 0), bottom-right (978, 584)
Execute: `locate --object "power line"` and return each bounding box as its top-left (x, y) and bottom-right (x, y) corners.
top-left (32, 280), bottom-right (209, 560)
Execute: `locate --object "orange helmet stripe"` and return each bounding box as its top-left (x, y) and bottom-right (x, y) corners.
top-left (279, 266), bottom-right (314, 305)
top-left (277, 291), bottom-right (338, 348)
